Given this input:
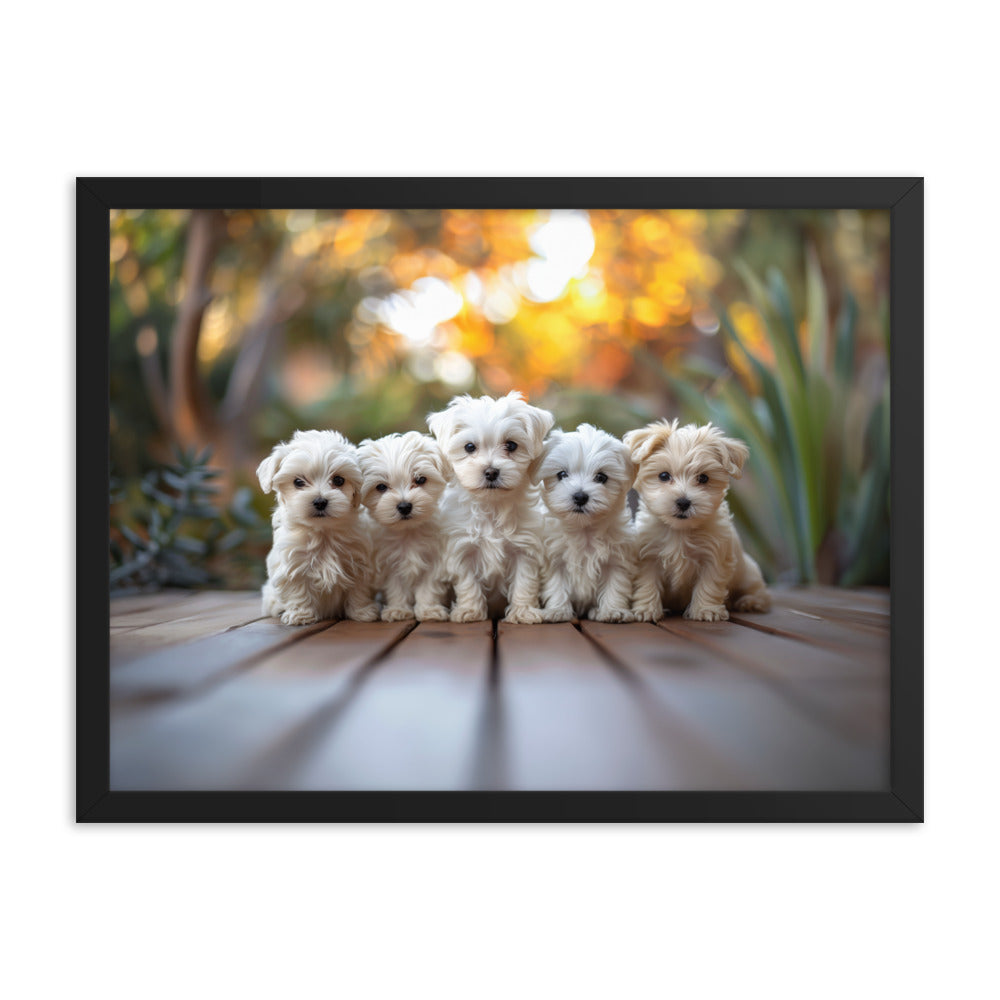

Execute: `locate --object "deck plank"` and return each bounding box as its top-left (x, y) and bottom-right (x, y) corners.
top-left (259, 621), bottom-right (494, 791)
top-left (106, 586), bottom-right (891, 793)
top-left (580, 621), bottom-right (887, 790)
top-left (109, 589), bottom-right (203, 617)
top-left (110, 590), bottom-right (262, 631)
top-left (771, 587), bottom-right (889, 629)
top-left (729, 593), bottom-right (890, 656)
top-left (111, 616), bottom-right (332, 702)
top-left (655, 619), bottom-right (888, 741)
top-left (493, 623), bottom-right (751, 790)
top-left (110, 595), bottom-right (266, 661)
top-left (110, 620), bottom-right (414, 790)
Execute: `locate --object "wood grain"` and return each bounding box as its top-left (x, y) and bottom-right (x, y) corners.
top-left (580, 621), bottom-right (887, 790)
top-left (111, 616), bottom-right (332, 702)
top-left (655, 618), bottom-right (888, 741)
top-left (493, 622), bottom-right (749, 790)
top-left (268, 621), bottom-right (494, 791)
top-left (110, 590), bottom-right (261, 631)
top-left (111, 620), bottom-right (415, 790)
top-left (110, 595), bottom-right (266, 661)
top-left (105, 587), bottom-right (892, 792)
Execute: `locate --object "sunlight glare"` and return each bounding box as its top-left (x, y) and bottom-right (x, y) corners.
top-left (434, 351), bottom-right (475, 387)
top-left (379, 276), bottom-right (463, 346)
top-left (522, 210), bottom-right (595, 303)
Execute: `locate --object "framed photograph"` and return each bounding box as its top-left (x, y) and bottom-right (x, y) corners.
top-left (78, 177), bottom-right (922, 822)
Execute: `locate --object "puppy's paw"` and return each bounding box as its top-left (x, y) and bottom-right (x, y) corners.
top-left (539, 605), bottom-right (574, 623)
top-left (280, 607), bottom-right (319, 626)
top-left (633, 604), bottom-right (664, 623)
top-left (348, 603), bottom-right (380, 623)
top-left (591, 607), bottom-right (635, 624)
top-left (381, 606), bottom-right (415, 622)
top-left (451, 603), bottom-right (488, 623)
top-left (733, 591), bottom-right (771, 613)
top-left (685, 604), bottom-right (728, 622)
top-left (504, 605), bottom-right (545, 625)
top-left (415, 603), bottom-right (450, 622)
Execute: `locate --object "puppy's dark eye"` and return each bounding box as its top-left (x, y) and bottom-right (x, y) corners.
top-left (331, 475), bottom-right (345, 487)
top-left (414, 476), bottom-right (427, 486)
top-left (659, 471), bottom-right (672, 482)
top-left (293, 478), bottom-right (305, 488)
top-left (696, 473), bottom-right (710, 485)
top-left (464, 442), bottom-right (477, 453)
top-left (556, 471), bottom-right (568, 481)
top-left (594, 472), bottom-right (608, 484)
top-left (376, 483), bottom-right (388, 493)
top-left (504, 440), bottom-right (518, 453)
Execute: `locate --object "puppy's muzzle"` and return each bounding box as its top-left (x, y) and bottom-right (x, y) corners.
top-left (396, 501), bottom-right (413, 518)
top-left (572, 490), bottom-right (589, 509)
top-left (483, 467), bottom-right (500, 483)
top-left (675, 496), bottom-right (691, 512)
top-left (312, 497), bottom-right (328, 512)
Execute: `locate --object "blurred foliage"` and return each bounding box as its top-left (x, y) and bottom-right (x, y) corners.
top-left (109, 206), bottom-right (890, 587)
top-left (667, 254), bottom-right (889, 585)
top-left (110, 448), bottom-right (267, 594)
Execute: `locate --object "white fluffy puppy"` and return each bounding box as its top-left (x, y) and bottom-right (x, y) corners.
top-left (534, 423), bottom-right (637, 623)
top-left (625, 419), bottom-right (771, 622)
top-left (357, 431), bottom-right (451, 622)
top-left (427, 390), bottom-right (554, 623)
top-left (257, 430), bottom-right (379, 625)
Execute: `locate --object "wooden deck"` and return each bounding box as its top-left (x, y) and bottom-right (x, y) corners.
top-left (109, 587), bottom-right (890, 792)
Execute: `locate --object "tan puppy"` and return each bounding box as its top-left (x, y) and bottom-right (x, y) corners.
top-left (357, 431), bottom-right (451, 622)
top-left (625, 419), bottom-right (770, 622)
top-left (257, 430), bottom-right (379, 625)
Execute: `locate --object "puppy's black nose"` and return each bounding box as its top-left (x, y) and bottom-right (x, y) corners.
top-left (312, 497), bottom-right (328, 511)
top-left (396, 501), bottom-right (413, 516)
top-left (676, 496), bottom-right (691, 512)
top-left (573, 491), bottom-right (589, 507)
top-left (484, 467), bottom-right (500, 482)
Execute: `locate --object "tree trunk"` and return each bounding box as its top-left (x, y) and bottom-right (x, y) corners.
top-left (169, 209), bottom-right (226, 446)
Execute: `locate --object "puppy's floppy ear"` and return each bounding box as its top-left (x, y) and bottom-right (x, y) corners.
top-left (355, 438), bottom-right (375, 477)
top-left (340, 457), bottom-right (364, 509)
top-left (521, 401), bottom-right (556, 453)
top-left (713, 430), bottom-right (750, 479)
top-left (622, 419), bottom-right (675, 465)
top-left (426, 405), bottom-right (457, 444)
top-left (256, 441), bottom-right (293, 494)
top-left (530, 428), bottom-right (563, 483)
top-left (419, 434), bottom-right (452, 480)
top-left (619, 441), bottom-right (638, 488)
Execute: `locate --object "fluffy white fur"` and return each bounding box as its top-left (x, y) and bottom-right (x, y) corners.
top-left (257, 429), bottom-right (378, 625)
top-left (427, 390), bottom-right (554, 623)
top-left (534, 424), bottom-right (637, 622)
top-left (625, 419), bottom-right (771, 622)
top-left (357, 431), bottom-right (451, 622)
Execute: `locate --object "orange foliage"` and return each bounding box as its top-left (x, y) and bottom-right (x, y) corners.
top-left (354, 208), bottom-right (741, 395)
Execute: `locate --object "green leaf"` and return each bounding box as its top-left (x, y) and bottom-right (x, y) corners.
top-left (834, 292), bottom-right (857, 385)
top-left (173, 536), bottom-right (208, 555)
top-left (805, 244), bottom-right (829, 371)
top-left (766, 267), bottom-right (805, 382)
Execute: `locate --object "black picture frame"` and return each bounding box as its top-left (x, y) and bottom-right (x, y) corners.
top-left (78, 177), bottom-right (923, 823)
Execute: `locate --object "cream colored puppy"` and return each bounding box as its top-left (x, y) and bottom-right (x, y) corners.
top-left (357, 431), bottom-right (451, 622)
top-left (625, 419), bottom-right (770, 622)
top-left (534, 424), bottom-right (637, 623)
top-left (427, 390), bottom-right (554, 623)
top-left (257, 430), bottom-right (379, 625)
